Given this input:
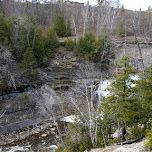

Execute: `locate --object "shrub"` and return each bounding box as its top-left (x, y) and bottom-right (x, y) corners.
top-left (55, 123), bottom-right (92, 152)
top-left (66, 17), bottom-right (72, 36)
top-left (20, 47), bottom-right (36, 74)
top-left (76, 32), bottom-right (114, 62)
top-left (55, 13), bottom-right (67, 37)
top-left (118, 23), bottom-right (125, 38)
top-left (144, 124), bottom-right (152, 151)
top-left (76, 32), bottom-right (97, 60)
top-left (65, 38), bottom-right (76, 51)
top-left (59, 41), bottom-right (66, 47)
top-left (0, 14), bottom-right (9, 45)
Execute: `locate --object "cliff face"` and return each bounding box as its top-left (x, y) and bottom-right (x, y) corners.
top-left (0, 47), bottom-right (79, 96)
top-left (0, 85), bottom-right (63, 134)
top-left (1, 42), bottom-right (151, 134)
top-left (0, 47), bottom-right (80, 134)
top-left (39, 47), bottom-right (79, 90)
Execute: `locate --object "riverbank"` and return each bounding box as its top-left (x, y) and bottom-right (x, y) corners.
top-left (0, 120), bottom-right (66, 151)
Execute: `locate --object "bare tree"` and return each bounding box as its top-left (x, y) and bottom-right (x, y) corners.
top-left (82, 0), bottom-right (89, 35)
top-left (63, 61), bottom-right (102, 147)
top-left (96, 0), bottom-right (121, 36)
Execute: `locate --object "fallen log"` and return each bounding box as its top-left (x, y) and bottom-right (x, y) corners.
top-left (117, 137), bottom-right (143, 145)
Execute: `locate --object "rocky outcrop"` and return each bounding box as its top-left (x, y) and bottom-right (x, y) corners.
top-left (0, 85), bottom-right (62, 134)
top-left (39, 47), bottom-right (79, 89)
top-left (0, 47), bottom-right (80, 134)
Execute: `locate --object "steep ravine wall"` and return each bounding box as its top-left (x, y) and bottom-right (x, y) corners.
top-left (0, 85), bottom-right (63, 134)
top-left (0, 43), bottom-right (152, 135)
top-left (0, 47), bottom-right (80, 134)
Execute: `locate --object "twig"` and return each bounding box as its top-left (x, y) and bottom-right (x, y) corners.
top-left (0, 110), bottom-right (6, 119)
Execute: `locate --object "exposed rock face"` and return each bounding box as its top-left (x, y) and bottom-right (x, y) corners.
top-left (0, 47), bottom-right (79, 134)
top-left (39, 47), bottom-right (79, 89)
top-left (0, 47), bottom-right (40, 96)
top-left (0, 47), bottom-right (79, 96)
top-left (0, 85), bottom-right (62, 134)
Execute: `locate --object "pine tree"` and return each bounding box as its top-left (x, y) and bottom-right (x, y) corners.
top-left (118, 23), bottom-right (125, 38)
top-left (0, 14), bottom-right (8, 44)
top-left (101, 56), bottom-right (139, 142)
top-left (40, 26), bottom-right (59, 67)
top-left (32, 25), bottom-right (45, 67)
top-left (66, 17), bottom-right (72, 36)
top-left (54, 13), bottom-right (67, 37)
top-left (76, 32), bottom-right (97, 60)
top-left (137, 66), bottom-right (152, 125)
top-left (45, 26), bottom-right (58, 51)
top-left (20, 47), bottom-right (36, 74)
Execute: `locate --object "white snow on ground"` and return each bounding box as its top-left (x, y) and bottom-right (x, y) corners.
top-left (48, 145), bottom-right (58, 149)
top-left (90, 138), bottom-right (148, 152)
top-left (60, 115), bottom-right (80, 123)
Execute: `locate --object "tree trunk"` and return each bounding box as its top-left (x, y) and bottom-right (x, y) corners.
top-left (122, 125), bottom-right (126, 142)
top-left (0, 0), bottom-right (1, 13)
top-left (101, 126), bottom-right (107, 148)
top-left (118, 121), bottom-right (120, 142)
top-left (32, 29), bottom-right (37, 51)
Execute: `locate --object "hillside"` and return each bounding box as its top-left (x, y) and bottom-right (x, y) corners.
top-left (0, 0), bottom-right (152, 151)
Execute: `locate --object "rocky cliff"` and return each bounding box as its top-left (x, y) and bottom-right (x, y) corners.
top-left (0, 46), bottom-right (80, 134)
top-left (1, 41), bottom-right (152, 135)
top-left (0, 85), bottom-right (63, 134)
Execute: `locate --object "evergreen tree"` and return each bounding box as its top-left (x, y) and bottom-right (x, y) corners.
top-left (20, 47), bottom-right (36, 74)
top-left (41, 26), bottom-right (58, 67)
top-left (18, 15), bottom-right (38, 60)
top-left (0, 14), bottom-right (8, 44)
top-left (101, 56), bottom-right (139, 142)
top-left (76, 32), bottom-right (97, 60)
top-left (45, 26), bottom-right (58, 51)
top-left (32, 25), bottom-right (45, 67)
top-left (66, 17), bottom-right (72, 36)
top-left (54, 13), bottom-right (67, 37)
top-left (137, 66), bottom-right (152, 125)
top-left (118, 23), bottom-right (125, 38)
top-left (6, 16), bottom-right (18, 45)
top-left (76, 32), bottom-right (113, 61)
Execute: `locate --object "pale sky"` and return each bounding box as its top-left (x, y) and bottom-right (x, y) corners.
top-left (70, 0), bottom-right (152, 11)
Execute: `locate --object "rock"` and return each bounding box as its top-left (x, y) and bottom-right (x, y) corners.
top-left (0, 85), bottom-right (63, 134)
top-left (39, 49), bottom-right (79, 90)
top-left (41, 133), bottom-right (47, 137)
top-left (50, 128), bottom-right (55, 131)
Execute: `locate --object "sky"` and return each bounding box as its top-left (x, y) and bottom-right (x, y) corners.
top-left (69, 0), bottom-right (152, 11)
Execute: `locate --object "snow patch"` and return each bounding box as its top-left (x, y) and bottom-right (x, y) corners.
top-left (48, 145), bottom-right (58, 149)
top-left (60, 115), bottom-right (80, 123)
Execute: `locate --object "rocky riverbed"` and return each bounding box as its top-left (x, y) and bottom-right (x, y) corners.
top-left (0, 120), bottom-right (66, 152)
